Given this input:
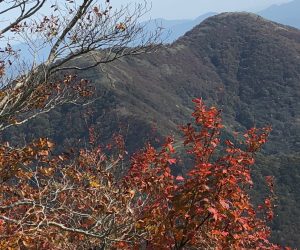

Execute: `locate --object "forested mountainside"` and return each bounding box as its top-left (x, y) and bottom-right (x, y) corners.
top-left (2, 12), bottom-right (300, 247)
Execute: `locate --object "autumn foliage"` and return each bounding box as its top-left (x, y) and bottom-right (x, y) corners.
top-left (0, 99), bottom-right (282, 249)
top-left (126, 99), bottom-right (276, 249)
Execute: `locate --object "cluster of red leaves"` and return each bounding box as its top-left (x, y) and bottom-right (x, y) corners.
top-left (0, 99), bottom-right (287, 249)
top-left (126, 98), bottom-right (282, 249)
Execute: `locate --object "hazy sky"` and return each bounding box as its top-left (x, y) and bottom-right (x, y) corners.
top-left (110, 0), bottom-right (291, 20)
top-left (0, 0), bottom-right (292, 23)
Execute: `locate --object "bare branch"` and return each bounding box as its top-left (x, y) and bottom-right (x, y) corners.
top-left (0, 0), bottom-right (46, 35)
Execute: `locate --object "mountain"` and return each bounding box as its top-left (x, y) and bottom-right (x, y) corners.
top-left (11, 0), bottom-right (300, 65)
top-left (144, 12), bottom-right (217, 43)
top-left (10, 0), bottom-right (300, 65)
top-left (259, 0), bottom-right (300, 29)
top-left (147, 0), bottom-right (300, 43)
top-left (2, 12), bottom-right (300, 247)
top-left (7, 12), bottom-right (216, 67)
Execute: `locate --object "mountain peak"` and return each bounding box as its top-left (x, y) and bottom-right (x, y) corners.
top-left (175, 11), bottom-right (298, 46)
top-left (208, 11), bottom-right (261, 20)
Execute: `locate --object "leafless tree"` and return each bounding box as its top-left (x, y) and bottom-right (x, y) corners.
top-left (0, 0), bottom-right (161, 132)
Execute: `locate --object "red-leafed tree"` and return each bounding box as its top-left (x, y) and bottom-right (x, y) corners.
top-left (126, 98), bottom-right (279, 250)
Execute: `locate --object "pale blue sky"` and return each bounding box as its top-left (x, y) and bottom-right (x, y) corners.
top-left (111, 0), bottom-right (291, 20)
top-left (0, 0), bottom-right (292, 22)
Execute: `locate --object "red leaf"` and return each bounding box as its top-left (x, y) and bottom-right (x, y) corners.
top-left (167, 158), bottom-right (176, 164)
top-left (192, 98), bottom-right (202, 103)
top-left (176, 175), bottom-right (184, 181)
top-left (208, 207), bottom-right (219, 220)
top-left (220, 199), bottom-right (229, 209)
top-left (264, 198), bottom-right (271, 208)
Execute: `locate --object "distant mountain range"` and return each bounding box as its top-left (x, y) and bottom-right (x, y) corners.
top-left (144, 12), bottom-right (217, 43)
top-left (259, 0), bottom-right (300, 29)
